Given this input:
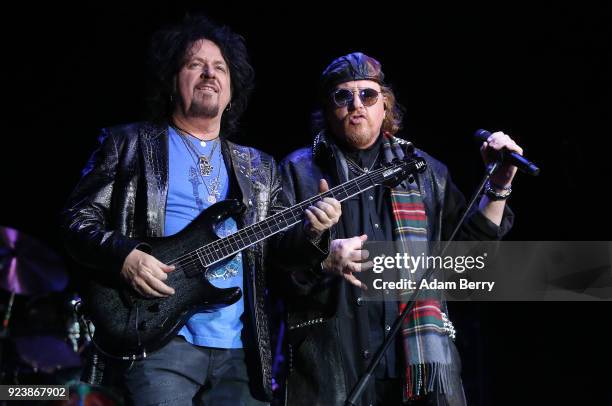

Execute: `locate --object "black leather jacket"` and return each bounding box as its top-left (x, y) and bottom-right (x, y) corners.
top-left (61, 122), bottom-right (281, 401)
top-left (274, 133), bottom-right (514, 406)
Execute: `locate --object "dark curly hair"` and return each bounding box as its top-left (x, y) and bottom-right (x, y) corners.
top-left (147, 15), bottom-right (254, 135)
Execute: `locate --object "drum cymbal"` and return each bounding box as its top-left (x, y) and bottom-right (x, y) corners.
top-left (14, 335), bottom-right (82, 373)
top-left (0, 226), bottom-right (68, 295)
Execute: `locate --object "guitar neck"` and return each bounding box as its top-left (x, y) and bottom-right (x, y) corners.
top-left (196, 166), bottom-right (389, 267)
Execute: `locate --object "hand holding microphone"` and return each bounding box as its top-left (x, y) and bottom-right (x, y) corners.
top-left (472, 129), bottom-right (539, 219)
top-left (478, 130), bottom-right (521, 187)
top-left (475, 129), bottom-right (540, 177)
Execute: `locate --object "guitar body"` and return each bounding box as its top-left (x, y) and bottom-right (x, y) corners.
top-left (83, 199), bottom-right (245, 357)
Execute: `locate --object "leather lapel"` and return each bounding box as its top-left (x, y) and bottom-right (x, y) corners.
top-left (224, 140), bottom-right (253, 208)
top-left (140, 123), bottom-right (168, 237)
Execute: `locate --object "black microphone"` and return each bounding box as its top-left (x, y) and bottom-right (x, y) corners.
top-left (474, 129), bottom-right (540, 176)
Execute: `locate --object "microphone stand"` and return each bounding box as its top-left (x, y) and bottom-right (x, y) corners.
top-left (345, 162), bottom-right (501, 406)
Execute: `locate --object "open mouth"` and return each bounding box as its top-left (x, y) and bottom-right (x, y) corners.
top-left (196, 84), bottom-right (219, 93)
top-left (349, 115), bottom-right (366, 124)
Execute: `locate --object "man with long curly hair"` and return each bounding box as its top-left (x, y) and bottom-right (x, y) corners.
top-left (274, 52), bottom-right (522, 405)
top-left (61, 16), bottom-right (338, 405)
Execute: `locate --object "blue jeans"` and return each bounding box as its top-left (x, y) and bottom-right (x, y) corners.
top-left (124, 336), bottom-right (268, 406)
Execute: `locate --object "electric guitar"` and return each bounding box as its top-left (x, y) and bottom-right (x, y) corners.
top-left (82, 156), bottom-right (427, 358)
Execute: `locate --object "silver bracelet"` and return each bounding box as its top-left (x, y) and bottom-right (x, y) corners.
top-left (484, 180), bottom-right (512, 200)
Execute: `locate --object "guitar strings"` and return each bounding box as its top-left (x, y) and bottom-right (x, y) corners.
top-left (167, 163), bottom-right (396, 271)
top-left (167, 161), bottom-right (410, 272)
top-left (168, 170), bottom-right (382, 270)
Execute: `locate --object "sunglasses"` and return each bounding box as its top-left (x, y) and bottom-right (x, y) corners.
top-left (330, 87), bottom-right (381, 108)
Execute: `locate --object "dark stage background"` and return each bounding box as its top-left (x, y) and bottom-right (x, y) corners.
top-left (0, 3), bottom-right (610, 405)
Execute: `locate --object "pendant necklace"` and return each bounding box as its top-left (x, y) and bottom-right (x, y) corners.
top-left (175, 128), bottom-right (223, 204)
top-left (172, 125), bottom-right (219, 176)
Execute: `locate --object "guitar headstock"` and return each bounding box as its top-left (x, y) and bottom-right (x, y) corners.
top-left (379, 156), bottom-right (427, 188)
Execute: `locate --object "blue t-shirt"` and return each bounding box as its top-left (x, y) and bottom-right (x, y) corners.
top-left (164, 126), bottom-right (244, 349)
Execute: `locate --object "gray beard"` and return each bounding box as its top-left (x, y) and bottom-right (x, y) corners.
top-left (188, 100), bottom-right (220, 118)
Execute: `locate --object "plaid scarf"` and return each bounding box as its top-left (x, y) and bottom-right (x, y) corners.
top-left (382, 135), bottom-right (461, 402)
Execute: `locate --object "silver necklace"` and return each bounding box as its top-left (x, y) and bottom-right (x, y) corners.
top-left (176, 130), bottom-right (223, 204)
top-left (172, 125), bottom-right (219, 176)
top-left (345, 150), bottom-right (381, 175)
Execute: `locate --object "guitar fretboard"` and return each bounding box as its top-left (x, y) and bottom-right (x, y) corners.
top-left (174, 158), bottom-right (419, 274)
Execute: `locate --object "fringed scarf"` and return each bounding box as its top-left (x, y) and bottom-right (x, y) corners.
top-left (383, 134), bottom-right (462, 403)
